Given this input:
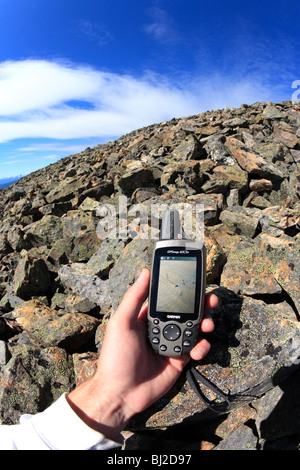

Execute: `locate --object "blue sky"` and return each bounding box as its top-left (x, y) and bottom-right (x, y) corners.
top-left (0, 0), bottom-right (299, 179)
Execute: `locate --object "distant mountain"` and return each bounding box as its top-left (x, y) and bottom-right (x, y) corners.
top-left (0, 175), bottom-right (23, 189)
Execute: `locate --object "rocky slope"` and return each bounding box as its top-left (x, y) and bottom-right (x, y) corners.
top-left (0, 100), bottom-right (299, 450)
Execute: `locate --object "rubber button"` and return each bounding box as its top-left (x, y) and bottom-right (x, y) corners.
top-left (163, 324), bottom-right (181, 341)
top-left (184, 329), bottom-right (193, 337)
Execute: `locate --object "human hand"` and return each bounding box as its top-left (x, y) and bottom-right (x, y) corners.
top-left (67, 268), bottom-right (217, 439)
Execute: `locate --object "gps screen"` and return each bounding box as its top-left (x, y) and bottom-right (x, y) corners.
top-left (156, 256), bottom-right (197, 314)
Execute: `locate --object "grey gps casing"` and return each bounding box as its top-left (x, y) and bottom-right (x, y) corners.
top-left (147, 210), bottom-right (206, 357)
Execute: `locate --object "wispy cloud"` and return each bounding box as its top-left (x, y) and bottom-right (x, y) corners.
top-left (77, 20), bottom-right (113, 46)
top-left (144, 7), bottom-right (179, 44)
top-left (0, 58), bottom-right (288, 146)
top-left (19, 143), bottom-right (87, 154)
top-left (0, 154), bottom-right (60, 166)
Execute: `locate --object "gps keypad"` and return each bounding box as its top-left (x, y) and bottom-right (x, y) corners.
top-left (148, 320), bottom-right (199, 356)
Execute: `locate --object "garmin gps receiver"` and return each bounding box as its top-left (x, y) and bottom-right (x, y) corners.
top-left (147, 209), bottom-right (206, 357)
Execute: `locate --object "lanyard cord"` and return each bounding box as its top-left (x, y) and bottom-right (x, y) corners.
top-left (186, 364), bottom-right (233, 414)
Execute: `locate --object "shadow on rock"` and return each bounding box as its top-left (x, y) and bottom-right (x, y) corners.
top-left (257, 363), bottom-right (300, 450)
top-left (200, 286), bottom-right (243, 368)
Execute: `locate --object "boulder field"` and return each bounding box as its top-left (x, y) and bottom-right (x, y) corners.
top-left (0, 100), bottom-right (299, 449)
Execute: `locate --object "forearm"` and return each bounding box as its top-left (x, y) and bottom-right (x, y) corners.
top-left (0, 393), bottom-right (123, 450)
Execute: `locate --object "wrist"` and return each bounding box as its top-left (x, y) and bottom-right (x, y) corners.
top-left (66, 378), bottom-right (130, 440)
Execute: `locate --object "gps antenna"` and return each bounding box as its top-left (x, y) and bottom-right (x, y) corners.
top-left (159, 209), bottom-right (188, 240)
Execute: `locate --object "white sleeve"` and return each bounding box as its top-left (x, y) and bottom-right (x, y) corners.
top-left (0, 393), bottom-right (123, 450)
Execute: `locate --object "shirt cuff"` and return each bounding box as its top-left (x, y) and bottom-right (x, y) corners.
top-left (24, 393), bottom-right (123, 450)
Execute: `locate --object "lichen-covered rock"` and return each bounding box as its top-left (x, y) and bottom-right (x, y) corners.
top-left (204, 230), bottom-right (227, 283)
top-left (23, 215), bottom-right (63, 248)
top-left (11, 300), bottom-right (100, 352)
top-left (13, 254), bottom-right (51, 299)
top-left (0, 347), bottom-right (74, 425)
top-left (128, 291), bottom-right (300, 430)
top-left (87, 238), bottom-right (126, 277)
top-left (259, 206), bottom-right (300, 236)
top-left (61, 210), bottom-right (97, 240)
top-left (161, 160), bottom-right (203, 192)
top-left (45, 177), bottom-right (87, 204)
top-left (221, 234), bottom-right (300, 312)
top-left (213, 424), bottom-right (258, 450)
top-left (202, 164), bottom-right (248, 194)
top-left (219, 207), bottom-right (259, 238)
top-left (226, 137), bottom-right (284, 181)
top-left (255, 370), bottom-right (300, 449)
top-left (172, 134), bottom-right (203, 160)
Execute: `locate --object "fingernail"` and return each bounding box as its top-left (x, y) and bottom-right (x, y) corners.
top-left (196, 346), bottom-right (206, 360)
top-left (136, 269), bottom-right (148, 283)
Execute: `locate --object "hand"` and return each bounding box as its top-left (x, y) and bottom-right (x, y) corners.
top-left (67, 269), bottom-right (217, 439)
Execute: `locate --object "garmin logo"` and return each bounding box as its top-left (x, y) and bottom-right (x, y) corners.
top-left (167, 249), bottom-right (189, 254)
top-left (167, 314), bottom-right (181, 319)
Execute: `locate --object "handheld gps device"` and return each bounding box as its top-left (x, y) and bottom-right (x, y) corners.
top-left (147, 209), bottom-right (206, 357)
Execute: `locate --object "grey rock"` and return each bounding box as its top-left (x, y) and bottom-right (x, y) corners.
top-left (204, 135), bottom-right (235, 165)
top-left (118, 167), bottom-right (155, 195)
top-left (213, 425), bottom-right (257, 450)
top-left (13, 254), bottom-right (51, 300)
top-left (5, 186), bottom-right (26, 202)
top-left (58, 263), bottom-right (112, 314)
top-left (255, 368), bottom-right (300, 448)
top-left (0, 341), bottom-right (10, 365)
top-left (87, 238), bottom-right (126, 277)
top-left (108, 238), bottom-right (153, 311)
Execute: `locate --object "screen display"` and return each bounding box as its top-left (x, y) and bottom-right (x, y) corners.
top-left (156, 256), bottom-right (197, 314)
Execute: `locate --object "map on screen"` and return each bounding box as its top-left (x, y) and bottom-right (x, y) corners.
top-left (156, 256), bottom-right (197, 313)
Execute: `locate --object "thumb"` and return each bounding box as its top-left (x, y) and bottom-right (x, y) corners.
top-left (114, 269), bottom-right (150, 323)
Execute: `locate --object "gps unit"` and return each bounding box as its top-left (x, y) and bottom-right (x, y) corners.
top-left (147, 210), bottom-right (206, 357)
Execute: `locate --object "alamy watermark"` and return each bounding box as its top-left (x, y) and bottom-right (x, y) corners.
top-left (95, 196), bottom-right (205, 242)
top-left (291, 80), bottom-right (300, 104)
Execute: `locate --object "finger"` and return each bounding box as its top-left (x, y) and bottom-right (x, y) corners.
top-left (114, 268), bottom-right (150, 322)
top-left (137, 301), bottom-right (148, 321)
top-left (200, 315), bottom-right (214, 333)
top-left (190, 338), bottom-right (211, 361)
top-left (204, 293), bottom-right (219, 311)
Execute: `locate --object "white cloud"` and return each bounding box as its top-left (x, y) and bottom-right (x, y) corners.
top-left (0, 60), bottom-right (198, 143)
top-left (0, 60), bottom-right (100, 116)
top-left (0, 59), bottom-right (282, 145)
